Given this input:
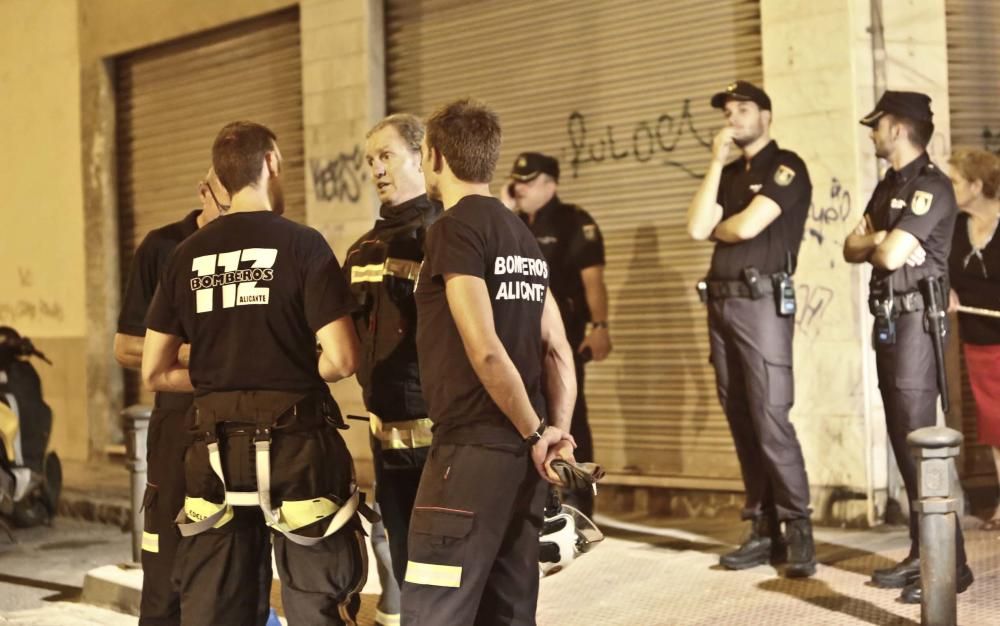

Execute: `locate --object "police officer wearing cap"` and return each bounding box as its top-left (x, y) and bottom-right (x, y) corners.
top-left (502, 152), bottom-right (611, 517)
top-left (844, 90), bottom-right (974, 602)
top-left (686, 80), bottom-right (816, 578)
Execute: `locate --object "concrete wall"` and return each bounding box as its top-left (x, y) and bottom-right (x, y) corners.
top-left (0, 0), bottom-right (88, 461)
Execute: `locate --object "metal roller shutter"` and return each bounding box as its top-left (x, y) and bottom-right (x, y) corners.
top-left (387, 0), bottom-right (763, 486)
top-left (116, 8), bottom-right (305, 404)
top-left (945, 0), bottom-right (1000, 483)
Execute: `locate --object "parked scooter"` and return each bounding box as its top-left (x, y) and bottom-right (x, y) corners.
top-left (0, 326), bottom-right (61, 535)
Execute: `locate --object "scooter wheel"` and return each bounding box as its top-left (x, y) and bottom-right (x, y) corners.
top-left (42, 452), bottom-right (62, 515)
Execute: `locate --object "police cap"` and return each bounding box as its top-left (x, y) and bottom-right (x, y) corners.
top-left (510, 152), bottom-right (560, 183)
top-left (710, 80), bottom-right (772, 111)
top-left (860, 91), bottom-right (933, 128)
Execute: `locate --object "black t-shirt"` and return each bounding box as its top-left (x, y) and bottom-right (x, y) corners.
top-left (865, 153), bottom-right (956, 294)
top-left (343, 194), bottom-right (441, 419)
top-left (518, 195), bottom-right (604, 346)
top-left (117, 210), bottom-right (201, 337)
top-left (415, 195), bottom-right (549, 444)
top-left (145, 211), bottom-right (356, 395)
top-left (709, 141), bottom-right (812, 280)
top-left (949, 212), bottom-right (1000, 344)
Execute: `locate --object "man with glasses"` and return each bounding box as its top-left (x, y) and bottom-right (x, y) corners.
top-left (844, 90), bottom-right (973, 602)
top-left (115, 167), bottom-right (280, 626)
top-left (143, 121), bottom-right (366, 625)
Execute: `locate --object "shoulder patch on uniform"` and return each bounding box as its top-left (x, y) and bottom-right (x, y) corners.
top-left (774, 164), bottom-right (796, 187)
top-left (582, 224), bottom-right (598, 241)
top-left (911, 190), bottom-right (934, 216)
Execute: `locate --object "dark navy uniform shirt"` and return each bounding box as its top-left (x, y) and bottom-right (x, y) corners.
top-left (709, 141), bottom-right (812, 280)
top-left (518, 195), bottom-right (604, 347)
top-left (865, 153), bottom-right (956, 295)
top-left (117, 210), bottom-right (201, 337)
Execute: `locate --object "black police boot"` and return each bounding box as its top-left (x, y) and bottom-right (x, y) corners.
top-left (871, 555), bottom-right (921, 588)
top-left (899, 563), bottom-right (974, 604)
top-left (784, 518), bottom-right (817, 578)
top-left (720, 515), bottom-right (782, 570)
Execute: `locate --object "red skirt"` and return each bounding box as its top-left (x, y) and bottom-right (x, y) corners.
top-left (963, 343), bottom-right (1000, 447)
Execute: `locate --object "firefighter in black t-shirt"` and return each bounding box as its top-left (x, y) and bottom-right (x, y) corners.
top-left (142, 122), bottom-right (367, 625)
top-left (844, 91), bottom-right (974, 602)
top-left (114, 168), bottom-right (271, 626)
top-left (501, 152), bottom-right (610, 518)
top-left (686, 81), bottom-right (816, 578)
top-left (400, 99), bottom-right (577, 625)
top-left (342, 113), bottom-right (441, 626)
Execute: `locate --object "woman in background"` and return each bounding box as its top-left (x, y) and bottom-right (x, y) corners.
top-left (948, 147), bottom-right (1000, 529)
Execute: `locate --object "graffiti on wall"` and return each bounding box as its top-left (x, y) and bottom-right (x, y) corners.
top-left (311, 145), bottom-right (366, 203)
top-left (565, 99), bottom-right (712, 179)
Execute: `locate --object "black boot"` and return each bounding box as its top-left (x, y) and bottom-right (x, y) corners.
top-left (784, 518), bottom-right (817, 578)
top-left (720, 515), bottom-right (784, 570)
top-left (899, 563), bottom-right (974, 604)
top-left (871, 555), bottom-right (920, 589)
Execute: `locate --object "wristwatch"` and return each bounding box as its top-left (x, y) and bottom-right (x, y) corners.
top-left (589, 321), bottom-right (609, 329)
top-left (523, 420), bottom-right (547, 449)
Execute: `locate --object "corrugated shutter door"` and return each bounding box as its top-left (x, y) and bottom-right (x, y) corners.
top-left (946, 0), bottom-right (1000, 150)
top-left (945, 0), bottom-right (1000, 483)
top-left (116, 8), bottom-right (304, 405)
top-left (387, 0), bottom-right (762, 487)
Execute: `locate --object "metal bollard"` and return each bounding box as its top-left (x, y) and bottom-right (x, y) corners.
top-left (908, 426), bottom-right (962, 626)
top-left (123, 404), bottom-right (152, 563)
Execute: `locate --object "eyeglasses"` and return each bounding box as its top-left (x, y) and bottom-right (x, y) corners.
top-left (203, 181), bottom-right (230, 212)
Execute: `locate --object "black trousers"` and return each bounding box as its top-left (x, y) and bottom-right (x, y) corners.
top-left (708, 296), bottom-right (811, 521)
top-left (139, 393), bottom-right (193, 626)
top-left (176, 394), bottom-right (366, 626)
top-left (401, 441), bottom-right (547, 626)
top-left (874, 312), bottom-right (967, 565)
top-left (372, 438), bottom-right (428, 588)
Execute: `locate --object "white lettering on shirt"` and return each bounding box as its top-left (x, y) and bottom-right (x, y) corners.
top-left (492, 255), bottom-right (548, 302)
top-left (189, 248), bottom-right (277, 313)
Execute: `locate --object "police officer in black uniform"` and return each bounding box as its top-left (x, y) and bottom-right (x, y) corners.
top-left (342, 113), bottom-right (441, 626)
top-left (844, 91), bottom-right (974, 602)
top-left (401, 99), bottom-right (577, 625)
top-left (114, 169), bottom-right (273, 626)
top-left (503, 152), bottom-right (611, 517)
top-left (142, 121), bottom-right (367, 625)
top-left (686, 81), bottom-right (816, 578)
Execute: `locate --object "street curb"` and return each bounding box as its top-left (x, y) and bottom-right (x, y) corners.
top-left (80, 564), bottom-right (142, 617)
top-left (58, 491), bottom-right (131, 529)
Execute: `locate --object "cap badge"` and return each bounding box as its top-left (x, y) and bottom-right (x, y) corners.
top-left (727, 82), bottom-right (738, 92)
top-left (911, 190), bottom-right (934, 216)
top-left (774, 164), bottom-right (796, 187)
top-left (517, 157), bottom-right (527, 167)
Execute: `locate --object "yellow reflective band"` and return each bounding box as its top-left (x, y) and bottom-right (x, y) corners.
top-left (404, 561), bottom-right (462, 588)
top-left (351, 258), bottom-right (421, 284)
top-left (375, 609), bottom-right (401, 626)
top-left (184, 496), bottom-right (233, 529)
top-left (369, 414), bottom-right (433, 450)
top-left (141, 531), bottom-right (159, 553)
top-left (275, 497), bottom-right (340, 532)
